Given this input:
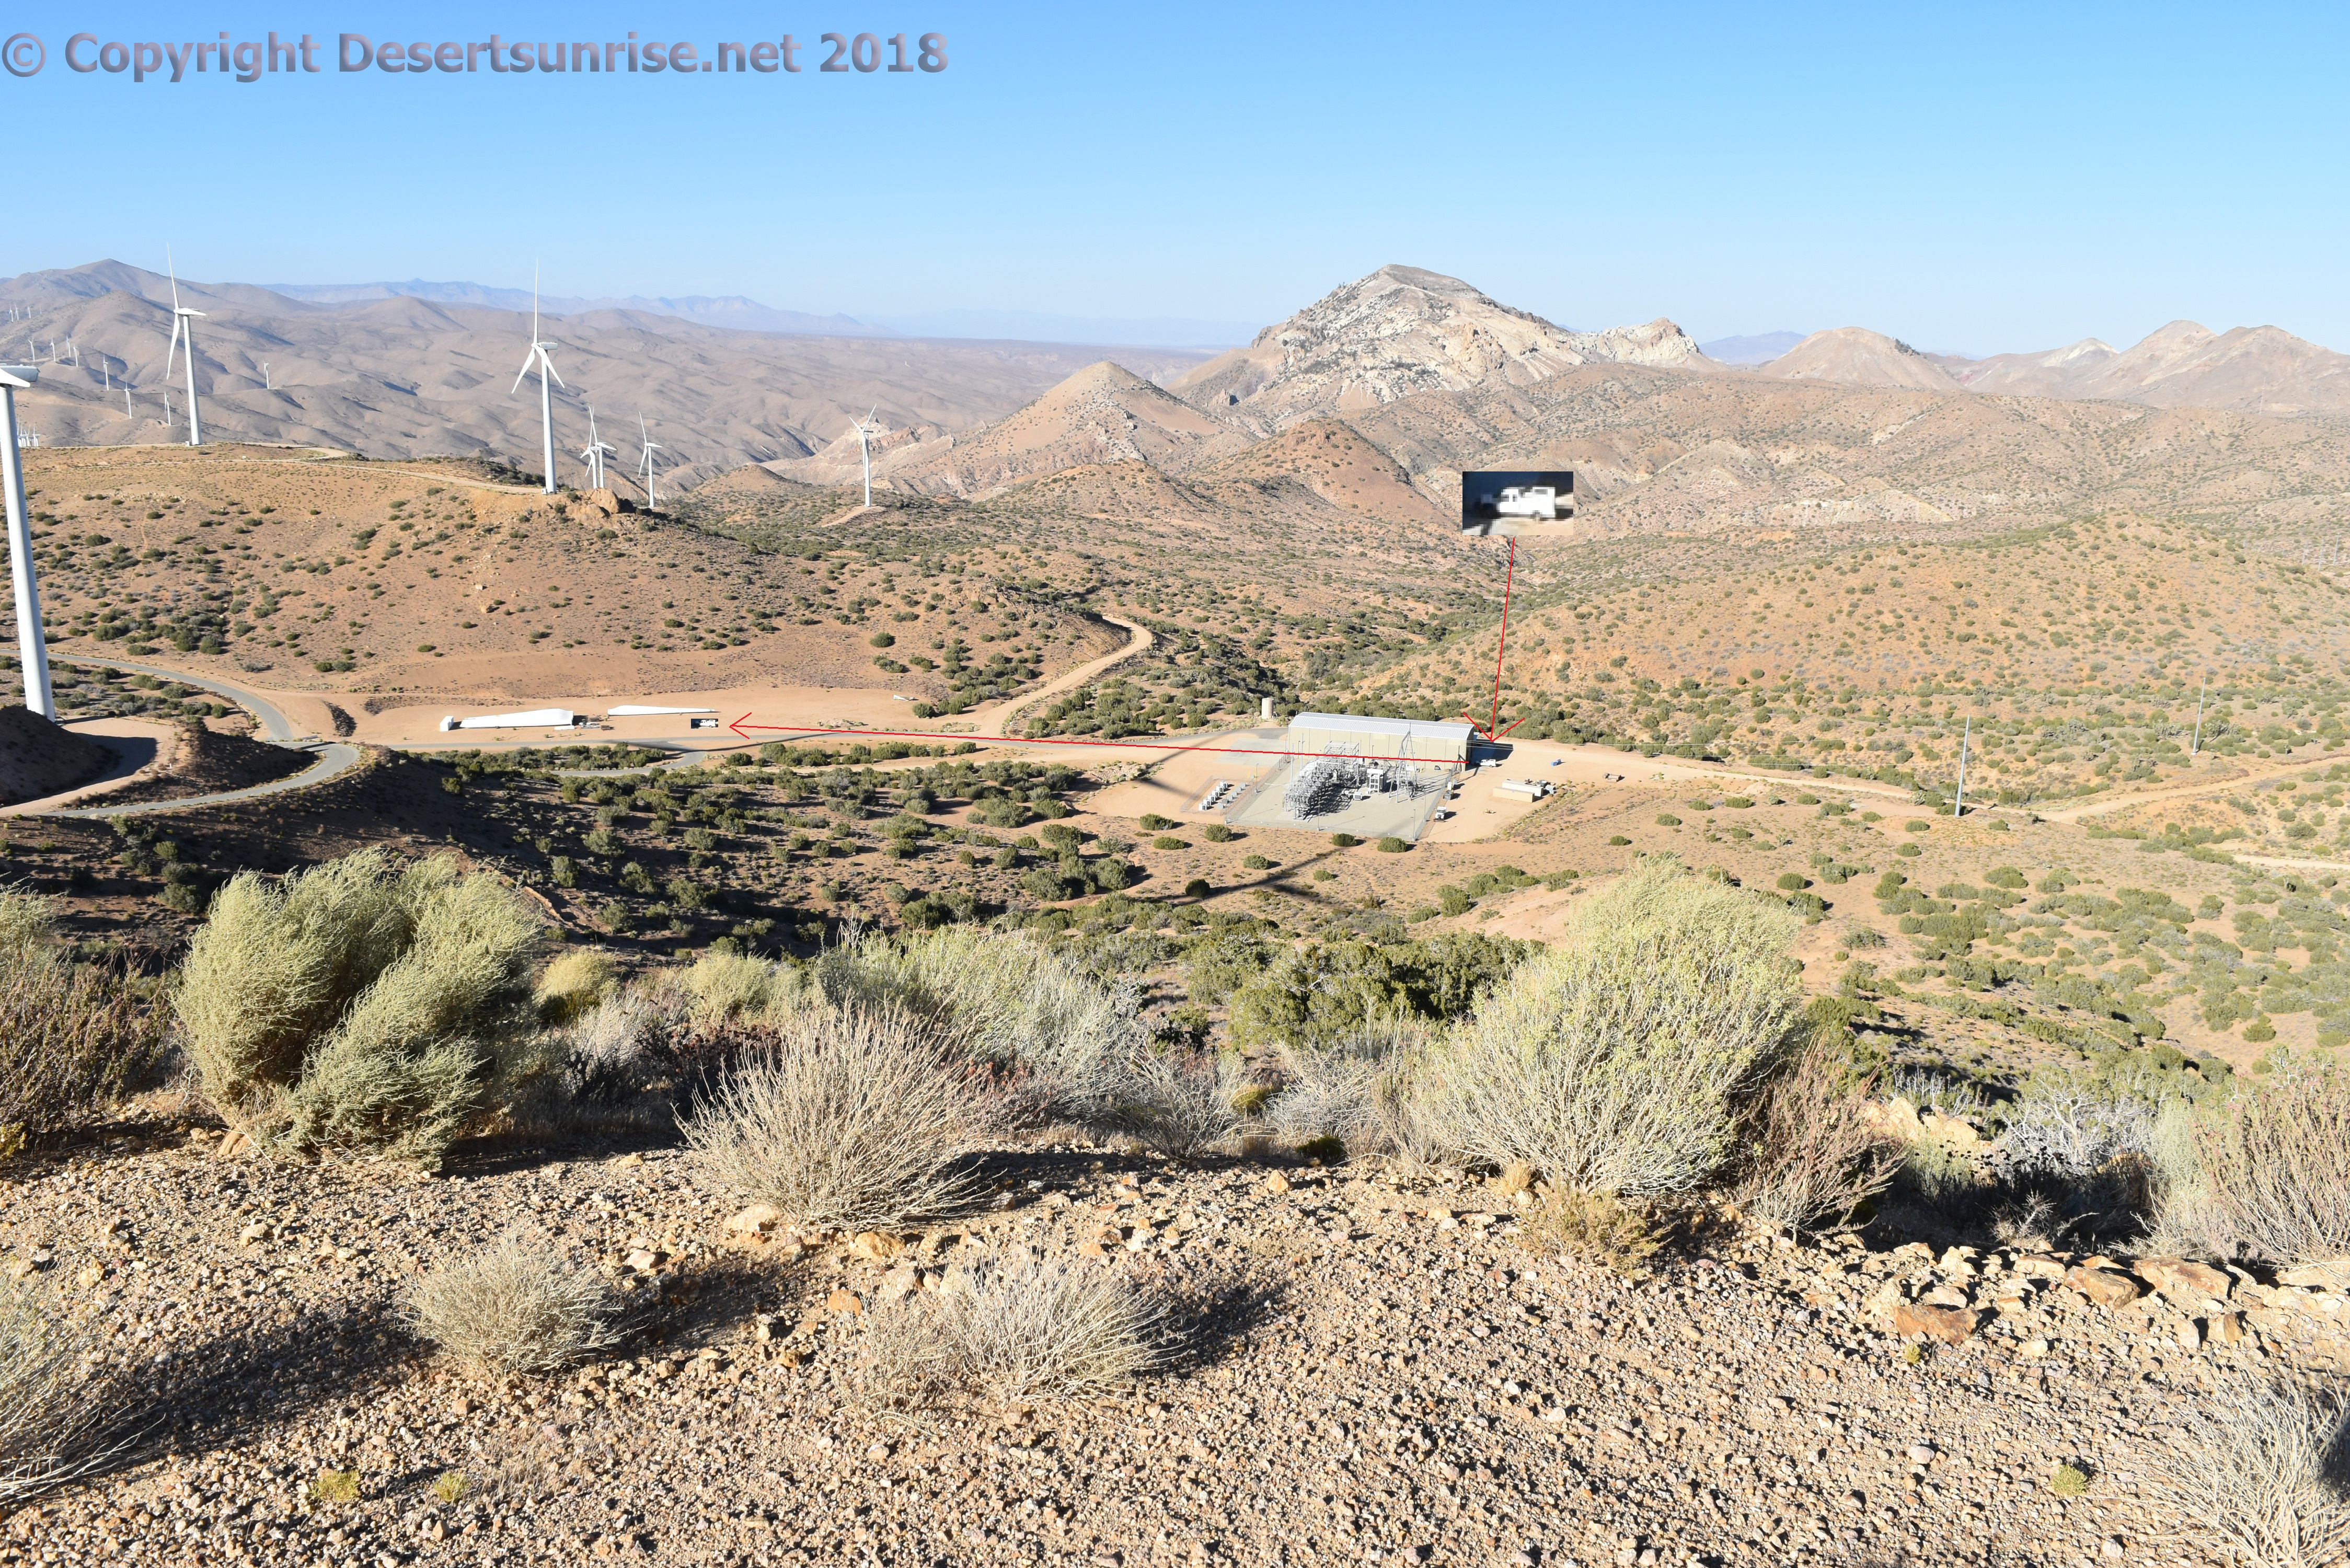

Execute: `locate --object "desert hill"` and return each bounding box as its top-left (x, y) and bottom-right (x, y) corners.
top-left (1328, 361), bottom-right (2350, 544)
top-left (1753, 328), bottom-right (1962, 392)
top-left (1765, 318), bottom-right (2350, 416)
top-left (0, 705), bottom-right (113, 805)
top-left (1, 444), bottom-right (1122, 713)
top-left (1167, 264), bottom-right (1707, 427)
top-left (1943, 337), bottom-right (2118, 396)
top-left (787, 361), bottom-right (1251, 498)
top-left (1191, 419), bottom-right (1445, 525)
top-left (0, 261), bottom-right (1216, 491)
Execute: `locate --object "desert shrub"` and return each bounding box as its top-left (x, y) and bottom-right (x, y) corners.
top-left (1524, 1188), bottom-right (1665, 1275)
top-left (1109, 1048), bottom-right (1248, 1157)
top-left (1424, 860), bottom-right (1805, 1196)
top-left (2188, 1055), bottom-right (2350, 1265)
top-left (407, 1235), bottom-right (620, 1377)
top-left (673, 951), bottom-right (808, 1029)
top-left (0, 891), bottom-right (54, 956)
top-left (0, 1282), bottom-right (120, 1504)
top-left (175, 850), bottom-right (549, 1163)
top-left (1736, 1044), bottom-right (1900, 1233)
top-left (817, 927), bottom-right (1146, 1116)
top-left (2141, 1374), bottom-right (2350, 1567)
top-left (1264, 1046), bottom-right (1383, 1147)
top-left (533, 949), bottom-right (615, 1025)
top-left (1988, 1075), bottom-right (2158, 1183)
top-left (0, 897), bottom-right (168, 1148)
top-left (856, 1256), bottom-right (1167, 1408)
top-left (561, 993), bottom-right (675, 1104)
top-left (681, 1005), bottom-right (998, 1228)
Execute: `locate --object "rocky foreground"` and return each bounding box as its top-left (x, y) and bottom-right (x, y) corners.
top-left (5, 1125), bottom-right (2345, 1568)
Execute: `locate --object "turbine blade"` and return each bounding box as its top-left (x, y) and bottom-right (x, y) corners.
top-left (511, 355), bottom-right (534, 395)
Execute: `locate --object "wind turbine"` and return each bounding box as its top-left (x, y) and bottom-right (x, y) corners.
top-left (849, 405), bottom-right (879, 509)
top-left (0, 363), bottom-right (54, 719)
top-left (510, 264), bottom-right (562, 494)
top-left (635, 411), bottom-right (664, 510)
top-left (579, 406), bottom-right (616, 490)
top-left (163, 251), bottom-right (205, 446)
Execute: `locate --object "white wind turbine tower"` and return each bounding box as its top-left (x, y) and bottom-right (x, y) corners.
top-left (0, 363), bottom-right (53, 718)
top-left (510, 266), bottom-right (562, 494)
top-left (580, 406), bottom-right (616, 490)
top-left (635, 412), bottom-right (664, 510)
top-left (849, 405), bottom-right (880, 509)
top-left (164, 252), bottom-right (205, 446)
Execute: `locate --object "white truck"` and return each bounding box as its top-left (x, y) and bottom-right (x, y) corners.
top-left (1495, 485), bottom-right (1563, 521)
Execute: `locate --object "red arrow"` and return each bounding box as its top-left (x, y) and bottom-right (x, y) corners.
top-left (700, 719), bottom-right (1457, 766)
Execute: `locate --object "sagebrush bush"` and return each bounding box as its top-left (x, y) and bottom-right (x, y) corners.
top-left (561, 993), bottom-right (673, 1104)
top-left (817, 927), bottom-right (1146, 1116)
top-left (1263, 1021), bottom-right (1425, 1152)
top-left (1111, 1048), bottom-right (1249, 1156)
top-left (2188, 1056), bottom-right (2350, 1266)
top-left (673, 951), bottom-right (807, 1028)
top-left (176, 850), bottom-right (549, 1163)
top-left (1736, 1044), bottom-right (1900, 1233)
top-left (2142, 1374), bottom-right (2350, 1568)
top-left (0, 891), bottom-right (54, 957)
top-left (407, 1234), bottom-right (620, 1376)
top-left (533, 949), bottom-right (616, 1025)
top-left (1426, 861), bottom-right (1805, 1196)
top-left (681, 1005), bottom-right (998, 1228)
top-left (0, 896), bottom-right (168, 1148)
top-left (1525, 1188), bottom-right (1665, 1275)
top-left (0, 1282), bottom-right (120, 1504)
top-left (857, 1256), bottom-right (1167, 1407)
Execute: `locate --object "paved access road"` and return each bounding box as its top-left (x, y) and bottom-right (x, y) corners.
top-left (37, 653), bottom-right (365, 818)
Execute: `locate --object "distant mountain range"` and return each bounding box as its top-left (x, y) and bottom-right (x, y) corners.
top-left (260, 282), bottom-right (1258, 349)
top-left (1748, 322), bottom-right (2350, 414)
top-left (1699, 331), bottom-right (1807, 365)
top-left (0, 260), bottom-right (1219, 488)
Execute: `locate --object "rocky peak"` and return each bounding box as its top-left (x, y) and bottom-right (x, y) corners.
top-left (1172, 265), bottom-right (1705, 424)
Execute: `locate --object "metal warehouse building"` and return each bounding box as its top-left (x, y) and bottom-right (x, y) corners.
top-left (1287, 713), bottom-right (1474, 765)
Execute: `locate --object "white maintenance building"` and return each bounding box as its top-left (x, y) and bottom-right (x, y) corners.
top-left (1287, 713), bottom-right (1475, 766)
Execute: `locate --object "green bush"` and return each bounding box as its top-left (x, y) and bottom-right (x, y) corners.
top-left (1139, 814), bottom-right (1176, 833)
top-left (1424, 860), bottom-right (1805, 1196)
top-left (175, 850), bottom-right (550, 1165)
top-left (1377, 837), bottom-right (1407, 854)
top-left (1655, 813), bottom-right (1681, 827)
top-left (1330, 833), bottom-right (1361, 848)
top-left (1203, 824), bottom-right (1234, 844)
top-left (1776, 872), bottom-right (1809, 891)
top-left (1241, 854), bottom-right (1271, 871)
top-left (1183, 878), bottom-right (1213, 899)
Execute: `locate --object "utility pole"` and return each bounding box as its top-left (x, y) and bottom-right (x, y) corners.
top-left (1954, 716), bottom-right (1970, 818)
top-left (2192, 673), bottom-right (2208, 756)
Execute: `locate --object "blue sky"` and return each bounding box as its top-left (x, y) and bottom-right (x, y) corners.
top-left (3, 2), bottom-right (2344, 354)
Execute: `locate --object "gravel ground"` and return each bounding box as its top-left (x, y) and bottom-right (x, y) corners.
top-left (4, 1124), bottom-right (2346, 1568)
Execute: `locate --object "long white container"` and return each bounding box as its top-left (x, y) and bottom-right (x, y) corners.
top-left (439, 708), bottom-right (576, 732)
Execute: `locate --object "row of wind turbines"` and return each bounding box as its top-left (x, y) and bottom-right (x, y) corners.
top-left (141, 255), bottom-right (672, 505)
top-left (508, 272), bottom-right (664, 504)
top-left (70, 255), bottom-right (893, 511)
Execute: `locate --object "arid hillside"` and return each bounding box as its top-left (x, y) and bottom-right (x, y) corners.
top-left (0, 445), bottom-right (1121, 714)
top-left (0, 261), bottom-right (1215, 490)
